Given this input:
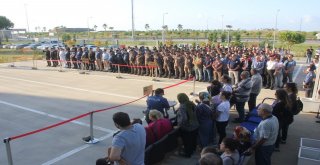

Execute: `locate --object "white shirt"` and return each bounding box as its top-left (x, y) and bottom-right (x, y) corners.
top-left (267, 60), bottom-right (277, 70)
top-left (222, 84), bottom-right (233, 92)
top-left (216, 100), bottom-right (230, 122)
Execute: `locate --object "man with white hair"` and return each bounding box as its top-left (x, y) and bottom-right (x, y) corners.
top-left (246, 103), bottom-right (279, 165)
top-left (232, 71), bottom-right (252, 123)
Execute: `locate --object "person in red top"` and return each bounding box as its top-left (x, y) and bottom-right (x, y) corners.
top-left (145, 110), bottom-right (173, 147)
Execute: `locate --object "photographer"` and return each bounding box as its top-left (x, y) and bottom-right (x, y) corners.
top-left (232, 71), bottom-right (252, 123)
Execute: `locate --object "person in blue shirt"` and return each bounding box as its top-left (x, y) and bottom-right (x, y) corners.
top-left (303, 63), bottom-right (316, 98)
top-left (283, 54), bottom-right (296, 85)
top-left (146, 88), bottom-right (170, 123)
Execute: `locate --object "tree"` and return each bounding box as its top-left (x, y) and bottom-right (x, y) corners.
top-left (233, 31), bottom-right (241, 42)
top-left (221, 33), bottom-right (226, 42)
top-left (145, 24), bottom-right (150, 31)
top-left (62, 34), bottom-right (72, 42)
top-left (102, 24), bottom-right (107, 37)
top-left (102, 24), bottom-right (107, 31)
top-left (208, 31), bottom-right (218, 42)
top-left (279, 31), bottom-right (306, 49)
top-left (93, 25), bottom-right (98, 31)
top-left (177, 24), bottom-right (183, 31)
top-left (0, 16), bottom-right (14, 30)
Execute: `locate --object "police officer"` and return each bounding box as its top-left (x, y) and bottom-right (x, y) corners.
top-left (44, 47), bottom-right (51, 67)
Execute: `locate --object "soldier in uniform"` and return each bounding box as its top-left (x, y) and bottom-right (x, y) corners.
top-left (173, 50), bottom-right (184, 79)
top-left (153, 50), bottom-right (163, 77)
top-left (128, 49), bottom-right (136, 74)
top-left (162, 52), bottom-right (171, 78)
top-left (144, 50), bottom-right (152, 76)
top-left (136, 50), bottom-right (145, 75)
top-left (183, 51), bottom-right (193, 79)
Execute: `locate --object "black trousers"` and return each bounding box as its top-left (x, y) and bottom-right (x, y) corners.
top-left (180, 128), bottom-right (198, 157)
top-left (216, 121), bottom-right (228, 144)
top-left (248, 93), bottom-right (258, 112)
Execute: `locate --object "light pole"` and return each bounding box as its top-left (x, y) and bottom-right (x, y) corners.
top-left (24, 4), bottom-right (30, 34)
top-left (162, 12), bottom-right (168, 44)
top-left (272, 9), bottom-right (280, 50)
top-left (131, 0), bottom-right (135, 40)
top-left (221, 15), bottom-right (224, 32)
top-left (87, 16), bottom-right (93, 42)
top-left (226, 25), bottom-right (232, 50)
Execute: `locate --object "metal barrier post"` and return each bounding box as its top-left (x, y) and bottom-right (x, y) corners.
top-left (32, 53), bottom-right (37, 70)
top-left (82, 112), bottom-right (99, 144)
top-left (4, 138), bottom-right (13, 165)
top-left (8, 54), bottom-right (15, 68)
top-left (190, 77), bottom-right (198, 96)
top-left (116, 64), bottom-right (122, 78)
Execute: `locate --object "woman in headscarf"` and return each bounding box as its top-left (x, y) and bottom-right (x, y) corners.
top-left (195, 92), bottom-right (214, 149)
top-left (176, 93), bottom-right (199, 158)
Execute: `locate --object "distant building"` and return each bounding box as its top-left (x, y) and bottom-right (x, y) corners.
top-left (0, 29), bottom-right (27, 39)
top-left (51, 28), bottom-right (93, 33)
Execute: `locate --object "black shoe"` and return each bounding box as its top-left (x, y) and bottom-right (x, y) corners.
top-left (274, 147), bottom-right (280, 152)
top-left (280, 140), bottom-right (286, 144)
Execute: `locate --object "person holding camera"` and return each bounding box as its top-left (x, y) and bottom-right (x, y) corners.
top-left (96, 112), bottom-right (146, 165)
top-left (232, 71), bottom-right (252, 123)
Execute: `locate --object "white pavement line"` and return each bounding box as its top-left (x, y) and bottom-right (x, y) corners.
top-left (91, 74), bottom-right (206, 88)
top-left (41, 132), bottom-right (115, 165)
top-left (293, 64), bottom-right (303, 82)
top-left (0, 100), bottom-right (113, 133)
top-left (0, 75), bottom-right (139, 100)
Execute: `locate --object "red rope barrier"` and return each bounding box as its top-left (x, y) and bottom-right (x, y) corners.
top-left (8, 78), bottom-right (192, 141)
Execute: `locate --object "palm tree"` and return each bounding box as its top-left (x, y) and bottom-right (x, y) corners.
top-left (102, 24), bottom-right (107, 31)
top-left (177, 24), bottom-right (183, 31)
top-left (94, 25), bottom-right (98, 31)
top-left (145, 24), bottom-right (150, 31)
top-left (162, 25), bottom-right (168, 30)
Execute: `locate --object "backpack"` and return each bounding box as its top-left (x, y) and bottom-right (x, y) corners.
top-left (293, 97), bottom-right (303, 115)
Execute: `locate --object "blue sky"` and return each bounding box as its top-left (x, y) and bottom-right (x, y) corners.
top-left (1, 0), bottom-right (319, 32)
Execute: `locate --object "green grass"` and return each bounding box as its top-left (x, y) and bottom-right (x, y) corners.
top-left (0, 48), bottom-right (44, 63)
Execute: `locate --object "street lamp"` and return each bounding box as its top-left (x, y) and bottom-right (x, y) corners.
top-left (24, 4), bottom-right (30, 38)
top-left (87, 16), bottom-right (93, 42)
top-left (131, 0), bottom-right (135, 40)
top-left (221, 15), bottom-right (224, 32)
top-left (272, 9), bottom-right (280, 50)
top-left (226, 25), bottom-right (232, 49)
top-left (162, 12), bottom-right (168, 44)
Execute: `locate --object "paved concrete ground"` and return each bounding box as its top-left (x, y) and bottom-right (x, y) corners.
top-left (0, 59), bottom-right (319, 165)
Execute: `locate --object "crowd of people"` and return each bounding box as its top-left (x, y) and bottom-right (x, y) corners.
top-left (96, 74), bottom-right (300, 165)
top-left (44, 43), bottom-right (319, 98)
top-left (43, 44), bottom-right (315, 165)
